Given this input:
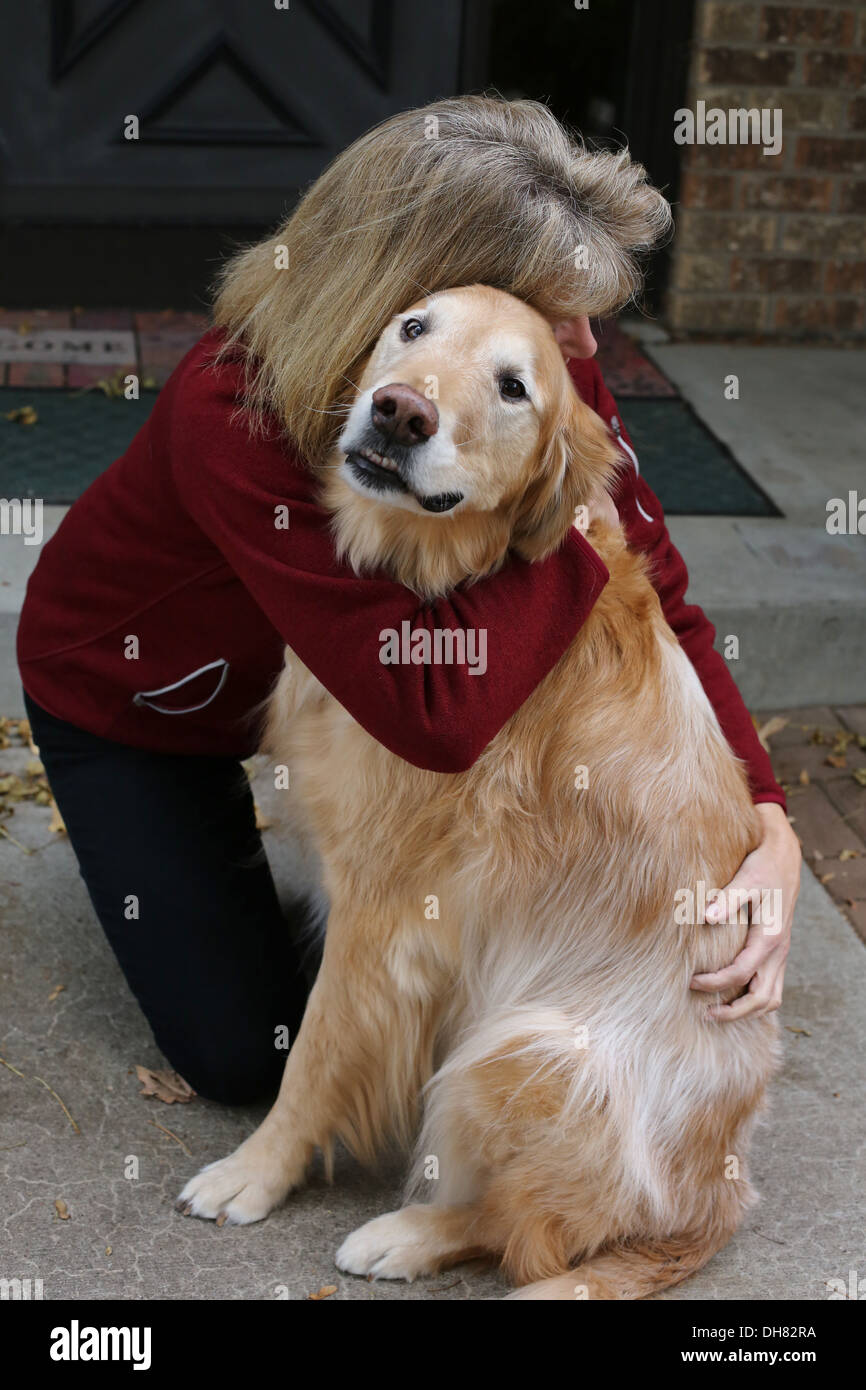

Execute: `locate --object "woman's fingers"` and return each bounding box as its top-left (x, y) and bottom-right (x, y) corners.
top-left (691, 915), bottom-right (786, 990)
top-left (707, 960), bottom-right (787, 1021)
top-left (691, 936), bottom-right (767, 992)
top-left (705, 882), bottom-right (764, 926)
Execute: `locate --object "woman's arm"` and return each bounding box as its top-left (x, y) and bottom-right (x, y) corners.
top-left (169, 355), bottom-right (609, 774)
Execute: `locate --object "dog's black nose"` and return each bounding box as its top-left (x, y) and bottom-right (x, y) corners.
top-left (371, 384), bottom-right (439, 446)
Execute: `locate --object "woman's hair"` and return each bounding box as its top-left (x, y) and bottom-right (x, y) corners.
top-left (213, 94), bottom-right (672, 460)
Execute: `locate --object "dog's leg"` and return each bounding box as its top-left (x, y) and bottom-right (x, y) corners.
top-left (336, 1203), bottom-right (489, 1282)
top-left (177, 904), bottom-right (444, 1224)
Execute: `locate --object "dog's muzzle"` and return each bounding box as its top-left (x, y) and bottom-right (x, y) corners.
top-left (345, 444), bottom-right (464, 514)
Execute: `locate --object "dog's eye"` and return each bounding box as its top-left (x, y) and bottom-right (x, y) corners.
top-left (499, 376), bottom-right (527, 401)
top-left (401, 318), bottom-right (425, 341)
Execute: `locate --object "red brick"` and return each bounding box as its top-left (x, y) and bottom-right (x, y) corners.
top-left (800, 137), bottom-right (866, 175)
top-left (702, 2), bottom-right (759, 43)
top-left (730, 257), bottom-right (823, 292)
top-left (824, 261), bottom-right (866, 293)
top-left (804, 51), bottom-right (866, 85)
top-left (699, 47), bottom-right (797, 84)
top-left (782, 214), bottom-right (865, 255)
top-left (848, 96), bottom-right (866, 131)
top-left (677, 209), bottom-right (777, 252)
top-left (673, 253), bottom-right (732, 291)
top-left (773, 297), bottom-right (865, 332)
top-left (820, 853), bottom-right (866, 913)
top-left (836, 708), bottom-right (866, 739)
top-left (784, 782), bottom-right (863, 859)
top-left (838, 180), bottom-right (866, 212)
top-left (740, 175), bottom-right (833, 211)
top-left (687, 142), bottom-right (773, 170)
top-left (680, 172), bottom-right (737, 209)
top-left (135, 311), bottom-right (209, 386)
top-left (665, 293), bottom-right (767, 333)
top-left (823, 775), bottom-right (866, 843)
top-left (759, 6), bottom-right (856, 46)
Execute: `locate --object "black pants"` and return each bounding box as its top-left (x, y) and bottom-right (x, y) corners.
top-left (24, 692), bottom-right (311, 1105)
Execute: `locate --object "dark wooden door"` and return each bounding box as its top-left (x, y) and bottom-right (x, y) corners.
top-left (1, 0), bottom-right (466, 223)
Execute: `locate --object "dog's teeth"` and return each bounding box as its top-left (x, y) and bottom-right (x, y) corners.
top-left (358, 447), bottom-right (399, 473)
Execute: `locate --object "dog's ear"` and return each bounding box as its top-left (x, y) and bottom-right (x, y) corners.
top-left (511, 386), bottom-right (619, 563)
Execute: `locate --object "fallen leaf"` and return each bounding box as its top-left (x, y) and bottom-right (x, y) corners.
top-left (4, 406), bottom-right (38, 426)
top-left (785, 1026), bottom-right (812, 1037)
top-left (755, 715), bottom-right (788, 751)
top-left (825, 754), bottom-right (847, 769)
top-left (47, 984), bottom-right (65, 1003)
top-left (798, 769), bottom-right (810, 786)
top-left (308, 1285), bottom-right (337, 1300)
top-left (853, 768), bottom-right (866, 788)
top-left (839, 849), bottom-right (859, 861)
top-left (134, 1065), bottom-right (196, 1105)
top-left (54, 1198), bottom-right (70, 1220)
top-left (105, 1245), bottom-right (112, 1256)
top-left (819, 872), bottom-right (835, 885)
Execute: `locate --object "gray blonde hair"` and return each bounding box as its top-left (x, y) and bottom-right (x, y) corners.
top-left (213, 95), bottom-right (671, 460)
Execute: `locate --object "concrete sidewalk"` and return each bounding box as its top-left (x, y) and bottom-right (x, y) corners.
top-left (629, 326), bottom-right (866, 709)
top-left (1, 747), bottom-right (863, 1301)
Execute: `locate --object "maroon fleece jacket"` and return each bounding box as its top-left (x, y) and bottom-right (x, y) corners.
top-left (16, 329), bottom-right (784, 806)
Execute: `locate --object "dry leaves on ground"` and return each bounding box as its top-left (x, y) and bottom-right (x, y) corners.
top-left (308, 1285), bottom-right (337, 1300)
top-left (754, 715), bottom-right (788, 752)
top-left (0, 716), bottom-right (65, 840)
top-left (134, 1066), bottom-right (196, 1104)
top-left (54, 1198), bottom-right (70, 1220)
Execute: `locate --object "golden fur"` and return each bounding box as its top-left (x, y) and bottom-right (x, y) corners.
top-left (179, 286), bottom-right (779, 1299)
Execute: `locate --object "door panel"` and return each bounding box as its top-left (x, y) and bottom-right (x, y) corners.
top-left (1, 0), bottom-right (465, 222)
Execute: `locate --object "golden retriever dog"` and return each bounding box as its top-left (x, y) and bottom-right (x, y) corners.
top-left (178, 285), bottom-right (780, 1299)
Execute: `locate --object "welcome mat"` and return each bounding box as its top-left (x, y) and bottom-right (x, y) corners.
top-left (0, 387), bottom-right (778, 516)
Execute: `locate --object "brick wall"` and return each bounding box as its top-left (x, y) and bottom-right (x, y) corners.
top-left (665, 0), bottom-right (866, 339)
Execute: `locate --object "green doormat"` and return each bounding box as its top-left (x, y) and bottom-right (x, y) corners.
top-left (1, 390), bottom-right (155, 505)
top-left (1, 389), bottom-right (779, 517)
top-left (621, 400), bottom-right (779, 517)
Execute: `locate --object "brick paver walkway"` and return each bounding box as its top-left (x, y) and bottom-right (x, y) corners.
top-left (0, 309), bottom-right (209, 390)
top-left (759, 706), bottom-right (866, 945)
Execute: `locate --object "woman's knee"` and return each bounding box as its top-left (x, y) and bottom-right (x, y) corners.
top-left (152, 1028), bottom-right (285, 1106)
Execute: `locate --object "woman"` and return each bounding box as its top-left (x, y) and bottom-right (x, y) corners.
top-left (17, 97), bottom-right (799, 1103)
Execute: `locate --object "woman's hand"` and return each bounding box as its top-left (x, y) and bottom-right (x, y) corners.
top-left (691, 802), bottom-right (801, 1020)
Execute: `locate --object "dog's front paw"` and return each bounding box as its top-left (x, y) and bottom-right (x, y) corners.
top-left (176, 1142), bottom-right (295, 1226)
top-left (336, 1209), bottom-right (439, 1281)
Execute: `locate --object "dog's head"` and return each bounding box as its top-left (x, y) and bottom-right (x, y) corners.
top-left (324, 285), bottom-right (618, 595)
